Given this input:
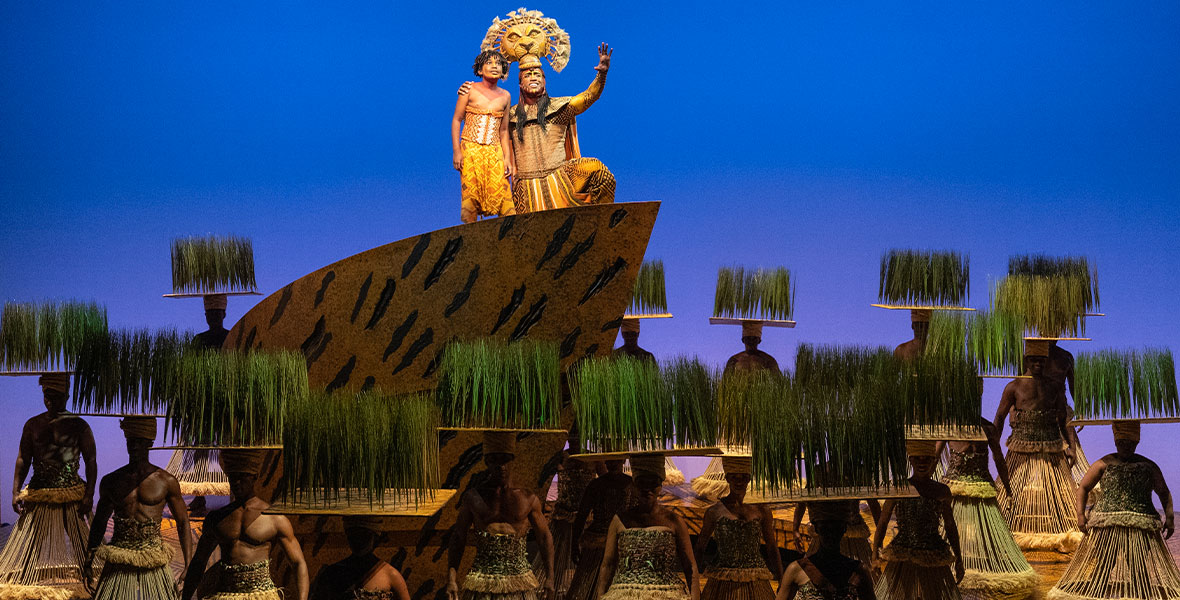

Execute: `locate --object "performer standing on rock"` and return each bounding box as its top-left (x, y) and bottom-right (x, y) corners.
top-left (452, 49), bottom-right (516, 224)
top-left (86, 417), bottom-right (192, 600)
top-left (448, 431), bottom-right (556, 600)
top-left (0, 373), bottom-right (97, 599)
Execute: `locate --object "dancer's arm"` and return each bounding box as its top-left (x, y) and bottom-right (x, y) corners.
top-left (671, 514), bottom-right (700, 600)
top-left (790, 503), bottom-right (807, 550)
top-left (940, 494), bottom-right (964, 583)
top-left (594, 516), bottom-right (623, 599)
top-left (693, 505), bottom-right (717, 569)
top-left (529, 493), bottom-right (556, 600)
top-left (871, 500), bottom-right (895, 565)
top-left (758, 504), bottom-right (784, 578)
top-left (1150, 459), bottom-right (1174, 539)
top-left (1075, 458), bottom-right (1106, 533)
top-left (10, 422), bottom-right (33, 514)
top-left (273, 514), bottom-right (309, 600)
top-left (182, 514), bottom-right (222, 600)
top-left (986, 421), bottom-right (1013, 496)
top-left (164, 472), bottom-right (193, 571)
top-left (79, 420), bottom-right (97, 516)
top-left (447, 500), bottom-right (474, 600)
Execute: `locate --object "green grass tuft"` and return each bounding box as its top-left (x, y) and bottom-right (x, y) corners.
top-left (436, 339), bottom-right (560, 429)
top-left (928, 310), bottom-right (1026, 375)
top-left (878, 249), bottom-right (969, 306)
top-left (713, 266), bottom-right (795, 321)
top-left (171, 235), bottom-right (256, 294)
top-left (1074, 349), bottom-right (1178, 419)
top-left (628, 260), bottom-right (669, 315)
top-left (0, 301), bottom-right (108, 371)
top-left (572, 356), bottom-right (672, 453)
top-left (72, 327), bottom-right (192, 415)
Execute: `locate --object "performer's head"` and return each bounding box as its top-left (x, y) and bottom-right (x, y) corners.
top-left (809, 501), bottom-right (854, 549)
top-left (620, 318), bottom-right (640, 346)
top-left (629, 454), bottom-right (665, 510)
top-left (204, 294), bottom-right (227, 330)
top-left (473, 50), bottom-right (509, 81)
top-left (741, 321), bottom-right (763, 351)
top-left (604, 459), bottom-right (625, 473)
top-left (483, 431), bottom-right (517, 484)
top-left (120, 417), bottom-right (157, 460)
top-left (1022, 354), bottom-right (1046, 377)
top-left (39, 373), bottom-right (70, 412)
top-left (342, 516), bottom-right (383, 555)
top-left (220, 449), bottom-right (264, 500)
top-left (517, 55), bottom-right (546, 98)
top-left (911, 309), bottom-right (931, 340)
top-left (722, 456), bottom-right (752, 499)
top-left (1112, 420), bottom-right (1141, 454)
top-left (906, 440), bottom-right (940, 479)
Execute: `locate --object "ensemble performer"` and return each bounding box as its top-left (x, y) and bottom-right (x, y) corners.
top-left (777, 502), bottom-right (876, 600)
top-left (595, 454), bottom-right (698, 600)
top-left (940, 418), bottom-right (1039, 599)
top-left (447, 431), bottom-right (555, 600)
top-left (792, 501), bottom-right (874, 573)
top-left (0, 373), bottom-right (96, 600)
top-left (994, 341), bottom-right (1084, 552)
top-left (309, 517), bottom-right (410, 600)
top-left (1048, 421), bottom-right (1180, 600)
top-left (535, 432), bottom-right (599, 600)
top-left (872, 440), bottom-right (964, 600)
top-left (452, 50), bottom-right (516, 224)
top-left (565, 459), bottom-right (633, 600)
top-left (87, 416), bottom-right (191, 600)
top-left (694, 456), bottom-right (782, 600)
top-left (182, 449), bottom-right (309, 600)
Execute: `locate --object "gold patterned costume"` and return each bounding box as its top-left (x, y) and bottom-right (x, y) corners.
top-left (510, 76), bottom-right (615, 213)
top-left (196, 559), bottom-right (281, 600)
top-left (1049, 461), bottom-right (1180, 600)
top-left (0, 458), bottom-right (90, 600)
top-left (600, 527), bottom-right (688, 600)
top-left (701, 517), bottom-right (775, 600)
top-left (462, 530), bottom-right (539, 600)
top-left (461, 108), bottom-right (514, 220)
top-left (92, 516), bottom-right (177, 600)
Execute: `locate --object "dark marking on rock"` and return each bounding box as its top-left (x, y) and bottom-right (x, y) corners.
top-left (388, 547), bottom-right (408, 571)
top-left (559, 327), bottom-right (582, 358)
top-left (424, 237), bottom-right (463, 290)
top-left (305, 333), bottom-right (332, 367)
top-left (364, 278), bottom-right (396, 330)
top-left (415, 513), bottom-right (444, 555)
top-left (382, 310), bottom-right (418, 361)
top-left (324, 355), bottom-right (357, 393)
top-left (350, 273), bottom-right (373, 324)
top-left (268, 285), bottom-right (293, 328)
top-left (582, 344), bottom-right (600, 360)
top-left (609, 207), bottom-right (628, 228)
top-left (299, 316), bottom-right (326, 356)
top-left (437, 429), bottom-right (458, 449)
top-left (313, 271), bottom-right (335, 308)
top-left (413, 581), bottom-right (437, 600)
top-left (579, 258), bottom-right (628, 305)
top-left (536, 215), bottom-right (576, 271)
top-left (601, 316), bottom-right (624, 332)
top-left (444, 265), bottom-right (480, 317)
top-left (311, 520), bottom-right (331, 554)
top-left (392, 328), bottom-right (434, 375)
top-left (491, 284), bottom-right (526, 334)
top-left (421, 344), bottom-right (446, 379)
top-left (243, 326), bottom-right (257, 351)
top-left (443, 443), bottom-right (484, 489)
top-left (498, 215), bottom-right (516, 239)
top-left (402, 233), bottom-right (432, 279)
top-left (360, 376), bottom-right (376, 391)
top-left (553, 231), bottom-right (595, 280)
top-left (509, 294), bottom-right (548, 341)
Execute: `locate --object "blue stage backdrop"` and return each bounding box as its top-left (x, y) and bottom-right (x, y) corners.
top-left (2, 1), bottom-right (1178, 524)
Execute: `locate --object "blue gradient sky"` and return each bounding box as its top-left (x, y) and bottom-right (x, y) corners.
top-left (2, 2), bottom-right (1178, 523)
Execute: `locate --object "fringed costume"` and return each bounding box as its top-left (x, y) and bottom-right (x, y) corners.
top-left (701, 517), bottom-right (775, 600)
top-left (565, 484), bottom-right (632, 600)
top-left (535, 460), bottom-right (597, 599)
top-left (600, 528), bottom-right (688, 600)
top-left (460, 108), bottom-right (514, 219)
top-left (463, 531), bottom-right (539, 600)
top-left (196, 559), bottom-right (281, 600)
top-left (944, 447), bottom-right (1040, 600)
top-left (0, 458), bottom-right (90, 600)
top-left (165, 448), bottom-right (230, 497)
top-left (92, 516), bottom-right (177, 600)
top-left (804, 501), bottom-right (874, 574)
top-left (875, 496), bottom-right (962, 600)
top-left (997, 408), bottom-right (1084, 553)
top-left (1048, 461), bottom-right (1180, 600)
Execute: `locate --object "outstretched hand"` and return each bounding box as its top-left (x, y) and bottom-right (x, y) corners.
top-left (595, 43), bottom-right (612, 72)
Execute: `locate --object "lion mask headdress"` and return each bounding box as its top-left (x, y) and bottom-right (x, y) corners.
top-left (481, 7), bottom-right (571, 73)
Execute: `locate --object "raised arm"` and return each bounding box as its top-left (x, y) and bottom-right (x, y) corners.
top-left (274, 515), bottom-right (309, 600)
top-left (528, 493), bottom-right (556, 600)
top-left (164, 473), bottom-right (193, 571)
top-left (447, 500), bottom-right (474, 600)
top-left (758, 504), bottom-right (784, 578)
top-left (1075, 458), bottom-right (1106, 533)
top-left (594, 516), bottom-right (623, 599)
top-left (566, 43), bottom-right (611, 117)
top-left (672, 514), bottom-right (701, 600)
top-left (452, 92), bottom-right (469, 171)
top-left (1150, 459), bottom-right (1174, 539)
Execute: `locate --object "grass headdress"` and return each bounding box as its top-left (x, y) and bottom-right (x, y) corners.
top-left (435, 338), bottom-right (561, 430)
top-left (1072, 349), bottom-right (1178, 422)
top-left (627, 260), bottom-right (670, 318)
top-left (0, 301), bottom-right (107, 373)
top-left (71, 327), bottom-right (191, 415)
top-left (928, 309), bottom-right (1026, 377)
top-left (711, 266), bottom-right (796, 329)
top-left (876, 249), bottom-right (970, 309)
top-left (276, 390), bottom-right (447, 513)
top-left (993, 254), bottom-right (1099, 338)
top-left (168, 235), bottom-right (258, 296)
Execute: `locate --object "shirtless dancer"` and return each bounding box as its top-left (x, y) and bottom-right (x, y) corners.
top-left (182, 450), bottom-right (308, 600)
top-left (613, 319), bottom-right (655, 363)
top-left (448, 431), bottom-right (554, 600)
top-left (892, 310), bottom-right (930, 361)
top-left (724, 322), bottom-right (780, 374)
top-left (87, 417), bottom-right (191, 599)
top-left (309, 516), bottom-right (410, 600)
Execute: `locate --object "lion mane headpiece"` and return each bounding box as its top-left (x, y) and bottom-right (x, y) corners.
top-left (481, 7), bottom-right (571, 73)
